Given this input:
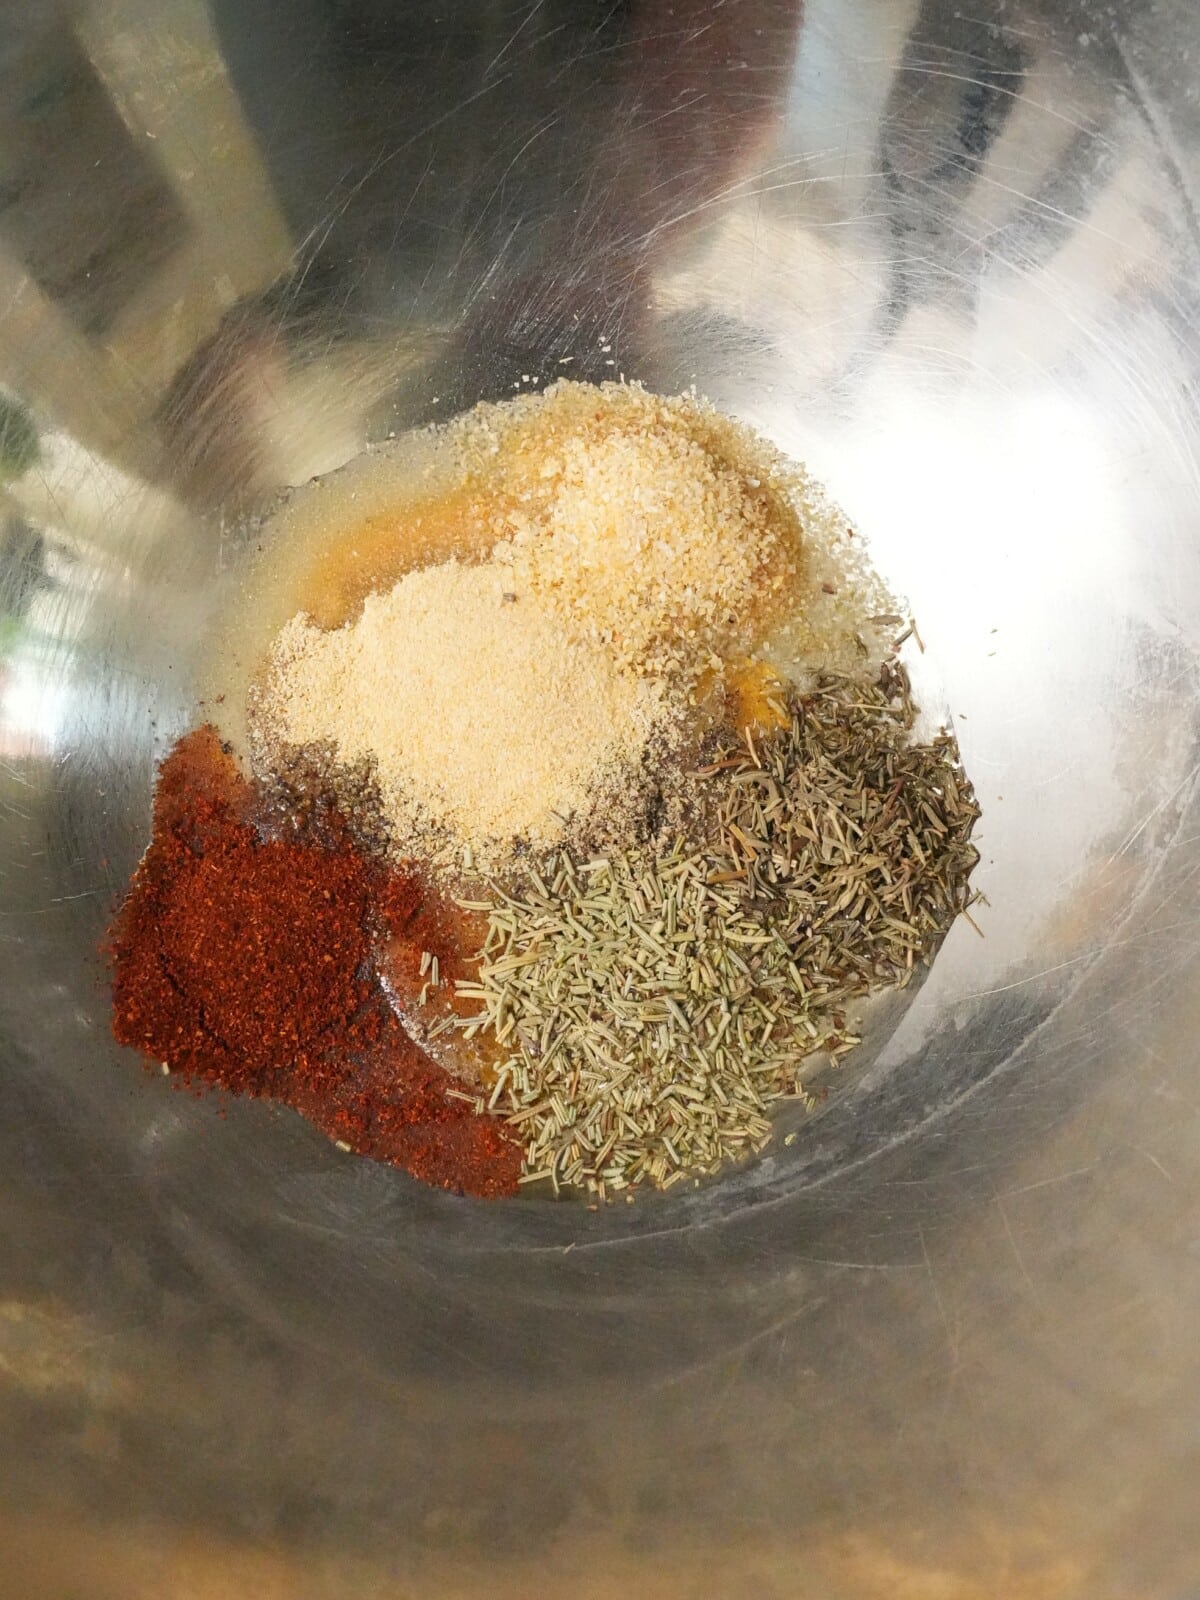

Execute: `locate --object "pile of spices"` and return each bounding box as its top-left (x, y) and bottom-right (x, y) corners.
top-left (253, 382), bottom-right (892, 869)
top-left (441, 665), bottom-right (980, 1196)
top-left (107, 381), bottom-right (982, 1202)
top-left (107, 726), bottom-right (521, 1198)
top-left (264, 559), bottom-right (668, 864)
top-left (488, 393), bottom-right (796, 672)
top-left (441, 382), bottom-right (891, 678)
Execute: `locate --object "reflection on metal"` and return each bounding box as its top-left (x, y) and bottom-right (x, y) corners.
top-left (0, 0), bottom-right (289, 464)
top-left (0, 1), bottom-right (1199, 1595)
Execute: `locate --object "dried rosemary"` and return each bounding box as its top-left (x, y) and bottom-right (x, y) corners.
top-left (442, 663), bottom-right (980, 1197)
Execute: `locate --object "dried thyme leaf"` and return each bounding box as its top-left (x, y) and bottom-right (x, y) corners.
top-left (451, 664), bottom-right (980, 1197)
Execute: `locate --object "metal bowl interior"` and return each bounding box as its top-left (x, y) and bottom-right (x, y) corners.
top-left (1, 1), bottom-right (1199, 1594)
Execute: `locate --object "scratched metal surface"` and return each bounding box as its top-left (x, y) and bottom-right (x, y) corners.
top-left (0, 0), bottom-right (1198, 1595)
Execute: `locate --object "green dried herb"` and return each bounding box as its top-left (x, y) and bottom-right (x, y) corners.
top-left (446, 663), bottom-right (980, 1197)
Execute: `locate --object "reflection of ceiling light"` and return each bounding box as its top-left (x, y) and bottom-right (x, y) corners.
top-left (0, 653), bottom-right (68, 757)
top-left (757, 380), bottom-right (1130, 630)
top-left (747, 376), bottom-right (1162, 999)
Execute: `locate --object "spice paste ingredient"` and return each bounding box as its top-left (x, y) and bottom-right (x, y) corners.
top-left (264, 559), bottom-right (667, 864)
top-left (107, 727), bottom-right (521, 1198)
top-left (108, 381), bottom-right (981, 1202)
top-left (442, 665), bottom-right (980, 1196)
top-left (487, 390), bottom-right (796, 671)
top-left (252, 381), bottom-right (892, 871)
top-left (465, 381), bottom-right (892, 677)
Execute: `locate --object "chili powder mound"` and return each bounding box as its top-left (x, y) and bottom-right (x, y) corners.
top-left (106, 727), bottom-right (521, 1199)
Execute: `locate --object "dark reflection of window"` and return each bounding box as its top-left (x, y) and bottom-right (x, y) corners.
top-left (0, 16), bottom-right (189, 336)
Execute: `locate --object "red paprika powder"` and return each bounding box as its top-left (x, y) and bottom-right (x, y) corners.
top-left (107, 727), bottom-right (520, 1199)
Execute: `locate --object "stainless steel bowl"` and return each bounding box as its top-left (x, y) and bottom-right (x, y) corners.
top-left (2, 1), bottom-right (1199, 1593)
